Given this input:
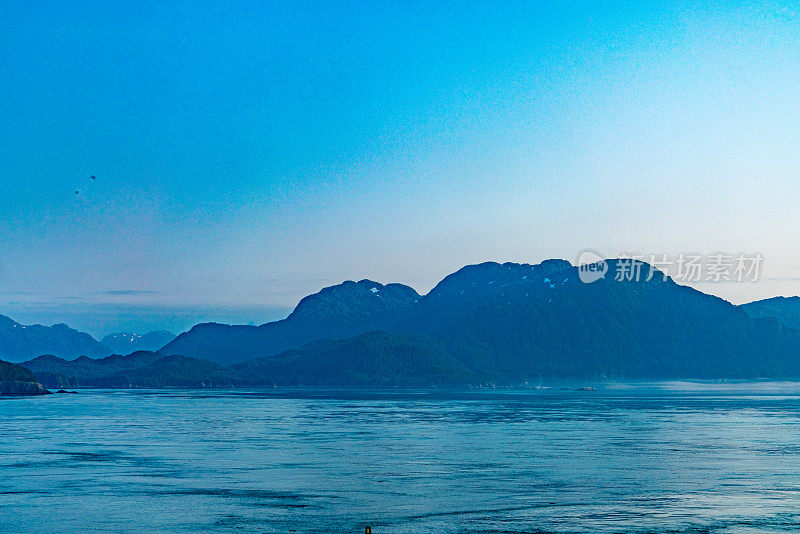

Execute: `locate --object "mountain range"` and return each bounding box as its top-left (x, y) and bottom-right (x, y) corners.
top-left (161, 260), bottom-right (800, 382)
top-left (0, 315), bottom-right (111, 363)
top-left (22, 351), bottom-right (239, 389)
top-left (21, 333), bottom-right (479, 389)
top-left (7, 259), bottom-right (800, 389)
top-left (0, 315), bottom-right (177, 364)
top-left (160, 258), bottom-right (800, 383)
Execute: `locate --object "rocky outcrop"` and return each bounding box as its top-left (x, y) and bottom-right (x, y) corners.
top-left (0, 380), bottom-right (50, 396)
top-left (0, 359), bottom-right (50, 395)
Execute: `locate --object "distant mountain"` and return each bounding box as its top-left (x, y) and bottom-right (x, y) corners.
top-left (21, 351), bottom-right (241, 389)
top-left (101, 331), bottom-right (176, 355)
top-left (740, 296), bottom-right (800, 331)
top-left (0, 359), bottom-right (49, 396)
top-left (163, 259), bottom-right (800, 382)
top-left (0, 315), bottom-right (112, 363)
top-left (162, 280), bottom-right (420, 365)
top-left (233, 331), bottom-right (482, 387)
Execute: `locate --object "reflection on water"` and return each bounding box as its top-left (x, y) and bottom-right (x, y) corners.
top-left (3, 383), bottom-right (800, 533)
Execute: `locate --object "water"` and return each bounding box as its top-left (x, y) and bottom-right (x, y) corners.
top-left (3, 384), bottom-right (800, 533)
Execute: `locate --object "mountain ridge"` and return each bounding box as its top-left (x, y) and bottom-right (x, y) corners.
top-left (160, 258), bottom-right (800, 381)
top-left (0, 315), bottom-right (112, 363)
top-left (21, 351), bottom-right (239, 389)
top-left (161, 279), bottom-right (422, 365)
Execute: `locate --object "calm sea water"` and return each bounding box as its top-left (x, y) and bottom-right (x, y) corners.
top-left (3, 384), bottom-right (800, 533)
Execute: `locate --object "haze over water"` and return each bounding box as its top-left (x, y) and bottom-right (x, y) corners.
top-left (3, 384), bottom-right (800, 533)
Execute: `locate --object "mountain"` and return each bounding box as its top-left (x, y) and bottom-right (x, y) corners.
top-left (415, 259), bottom-right (572, 317)
top-left (416, 260), bottom-right (800, 380)
top-left (0, 315), bottom-right (112, 363)
top-left (162, 259), bottom-right (800, 383)
top-left (21, 351), bottom-right (242, 389)
top-left (101, 331), bottom-right (176, 355)
top-left (740, 296), bottom-right (800, 331)
top-left (233, 331), bottom-right (482, 387)
top-left (161, 264), bottom-right (572, 365)
top-left (162, 280), bottom-right (420, 365)
top-left (161, 260), bottom-right (588, 365)
top-left (0, 359), bottom-right (49, 396)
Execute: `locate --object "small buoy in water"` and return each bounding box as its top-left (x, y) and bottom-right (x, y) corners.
top-left (365, 528), bottom-right (372, 534)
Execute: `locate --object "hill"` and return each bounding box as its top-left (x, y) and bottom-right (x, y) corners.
top-left (233, 331), bottom-right (482, 387)
top-left (22, 351), bottom-right (165, 388)
top-left (20, 351), bottom-right (241, 388)
top-left (89, 355), bottom-right (242, 388)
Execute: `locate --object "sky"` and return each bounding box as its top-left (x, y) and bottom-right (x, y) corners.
top-left (2, 1), bottom-right (800, 336)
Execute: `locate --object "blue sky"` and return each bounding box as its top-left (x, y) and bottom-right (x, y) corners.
top-left (2, 1), bottom-right (800, 335)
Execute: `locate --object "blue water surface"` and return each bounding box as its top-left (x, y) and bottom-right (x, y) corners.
top-left (2, 383), bottom-right (800, 533)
